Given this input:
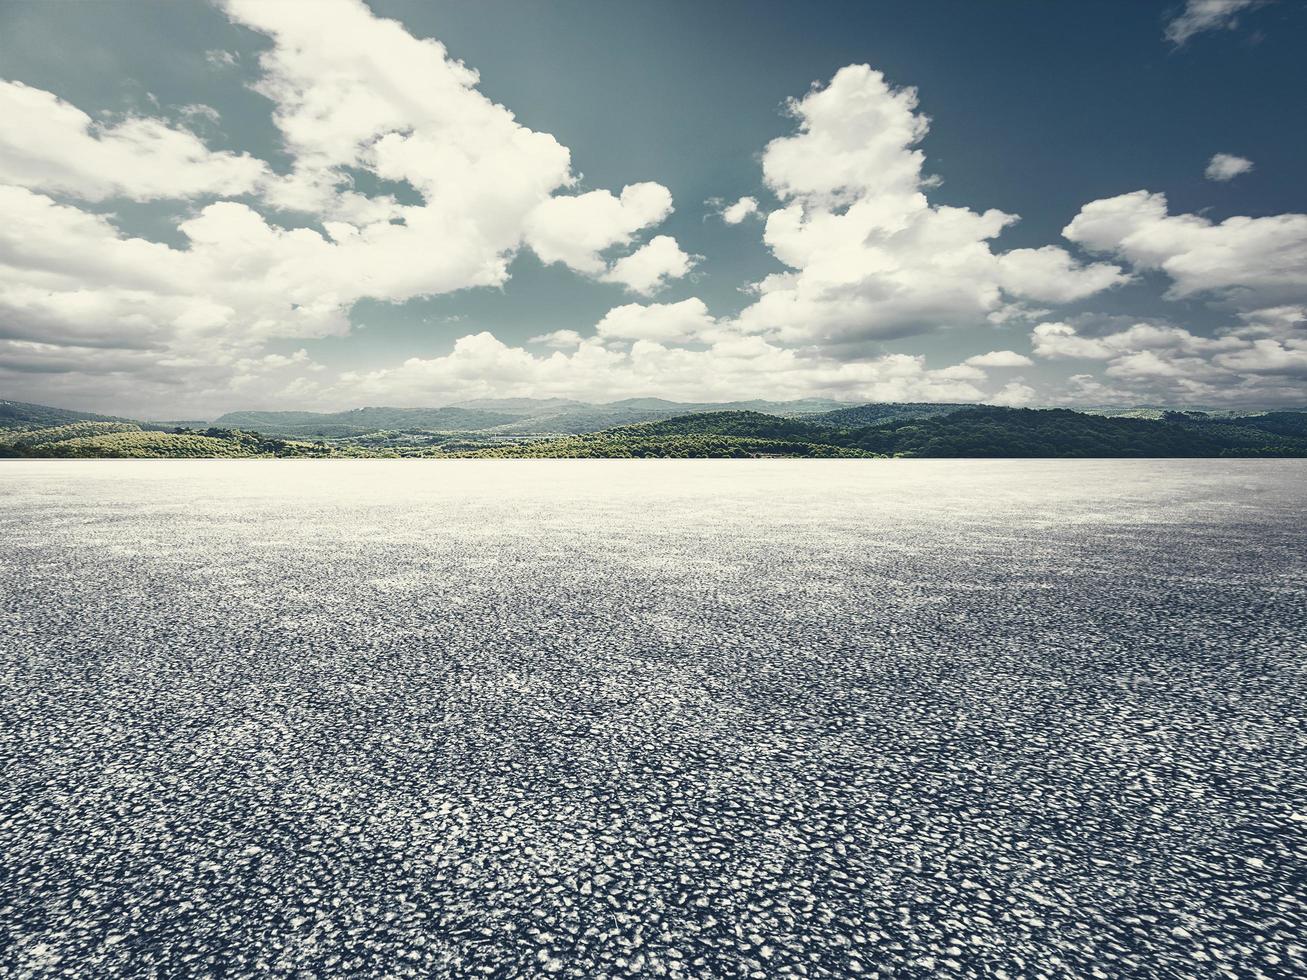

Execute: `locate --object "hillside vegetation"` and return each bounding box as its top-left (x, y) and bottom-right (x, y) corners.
top-left (468, 407), bottom-right (1307, 459)
top-left (0, 399), bottom-right (136, 431)
top-left (0, 421), bottom-right (142, 448)
top-left (805, 402), bottom-right (976, 427)
top-left (3, 398), bottom-right (1305, 458)
top-left (0, 425), bottom-right (355, 459)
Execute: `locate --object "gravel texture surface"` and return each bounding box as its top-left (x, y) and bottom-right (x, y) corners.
top-left (1, 460), bottom-right (1304, 978)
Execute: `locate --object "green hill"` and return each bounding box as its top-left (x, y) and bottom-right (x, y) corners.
top-left (475, 434), bottom-right (874, 459)
top-left (804, 402), bottom-right (977, 428)
top-left (474, 412), bottom-right (856, 456)
top-left (467, 407), bottom-right (1307, 459)
top-left (0, 424), bottom-right (356, 459)
top-left (849, 407), bottom-right (1307, 457)
top-left (5, 398), bottom-right (1306, 459)
top-left (0, 399), bottom-right (136, 431)
top-left (619, 411), bottom-right (834, 440)
top-left (0, 421), bottom-right (142, 448)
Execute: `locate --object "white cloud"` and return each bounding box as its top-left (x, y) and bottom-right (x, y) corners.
top-left (1164, 0), bottom-right (1267, 46)
top-left (986, 302), bottom-right (1052, 325)
top-left (1205, 153), bottom-right (1254, 181)
top-left (529, 329), bottom-right (584, 349)
top-left (1064, 191), bottom-right (1307, 312)
top-left (4, 4), bottom-right (1299, 418)
top-left (333, 330), bottom-right (991, 407)
top-left (205, 49), bottom-right (240, 69)
top-left (594, 299), bottom-right (718, 343)
top-left (1028, 317), bottom-right (1306, 405)
top-left (224, 0), bottom-right (678, 280)
top-left (1105, 349), bottom-right (1223, 381)
top-left (996, 246), bottom-right (1130, 303)
top-left (965, 350), bottom-right (1034, 368)
top-left (719, 196), bottom-right (759, 224)
top-left (1215, 338), bottom-right (1307, 377)
top-left (1230, 305), bottom-right (1306, 338)
top-left (179, 103), bottom-right (223, 126)
top-left (0, 0), bottom-right (686, 415)
top-left (1031, 320), bottom-right (1240, 361)
top-left (987, 382), bottom-right (1037, 407)
top-left (732, 65), bottom-right (1124, 348)
top-left (523, 184), bottom-right (674, 275)
top-left (0, 81), bottom-right (267, 202)
top-left (600, 235), bottom-right (697, 295)
top-left (1031, 322), bottom-right (1118, 360)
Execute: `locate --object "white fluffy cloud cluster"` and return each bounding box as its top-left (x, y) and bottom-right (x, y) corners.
top-left (2, 0), bottom-right (1303, 415)
top-left (1050, 187), bottom-right (1307, 403)
top-left (1064, 190), bottom-right (1307, 313)
top-left (595, 299), bottom-right (719, 343)
top-left (732, 65), bottom-right (1128, 347)
top-left (719, 197), bottom-right (759, 224)
top-left (0, 0), bottom-right (699, 412)
top-left (335, 330), bottom-right (993, 407)
top-left (0, 81), bottom-right (267, 201)
top-left (600, 235), bottom-right (699, 295)
top-left (1031, 309), bottom-right (1307, 405)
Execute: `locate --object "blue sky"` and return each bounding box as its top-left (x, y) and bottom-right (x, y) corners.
top-left (0, 0), bottom-right (1304, 417)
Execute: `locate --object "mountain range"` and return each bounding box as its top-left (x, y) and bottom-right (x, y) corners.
top-left (3, 397), bottom-right (1306, 459)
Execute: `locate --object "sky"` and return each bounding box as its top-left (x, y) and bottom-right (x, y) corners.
top-left (0, 0), bottom-right (1305, 418)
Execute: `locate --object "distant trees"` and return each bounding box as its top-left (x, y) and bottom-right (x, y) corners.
top-left (462, 407), bottom-right (1307, 459)
top-left (3, 405), bottom-right (1305, 459)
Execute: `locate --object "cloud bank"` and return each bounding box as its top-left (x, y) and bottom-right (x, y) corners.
top-left (0, 0), bottom-right (1302, 415)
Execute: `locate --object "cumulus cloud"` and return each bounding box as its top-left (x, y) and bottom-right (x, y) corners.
top-left (996, 246), bottom-right (1130, 303)
top-left (523, 184), bottom-right (674, 275)
top-left (594, 299), bottom-right (718, 343)
top-left (1031, 320), bottom-right (1241, 361)
top-left (5, 2), bottom-right (1299, 416)
top-left (1031, 322), bottom-right (1118, 360)
top-left (0, 81), bottom-right (267, 201)
top-left (1164, 0), bottom-right (1268, 46)
top-left (1064, 190), bottom-right (1307, 312)
top-left (221, 0), bottom-right (677, 284)
top-left (719, 196), bottom-right (759, 224)
top-left (333, 330), bottom-right (992, 407)
top-left (1214, 339), bottom-right (1307, 377)
top-left (987, 382), bottom-right (1037, 407)
top-left (1029, 317), bottom-right (1306, 405)
top-left (1205, 153), bottom-right (1254, 181)
top-left (600, 235), bottom-right (698, 295)
top-left (1214, 307), bottom-right (1307, 377)
top-left (732, 65), bottom-right (1125, 348)
top-left (965, 350), bottom-right (1034, 368)
top-left (0, 0), bottom-right (685, 414)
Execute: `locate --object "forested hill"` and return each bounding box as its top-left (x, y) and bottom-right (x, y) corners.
top-left (475, 407), bottom-right (1307, 458)
top-left (0, 399), bottom-right (135, 429)
top-left (3, 398), bottom-right (1306, 458)
top-left (804, 402), bottom-right (976, 427)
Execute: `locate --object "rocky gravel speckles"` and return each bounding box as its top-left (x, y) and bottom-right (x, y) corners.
top-left (1, 459), bottom-right (1305, 978)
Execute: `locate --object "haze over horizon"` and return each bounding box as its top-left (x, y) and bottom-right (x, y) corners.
top-left (2, 0), bottom-right (1305, 418)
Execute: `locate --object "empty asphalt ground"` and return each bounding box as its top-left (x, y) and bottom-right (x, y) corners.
top-left (1, 460), bottom-right (1304, 978)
